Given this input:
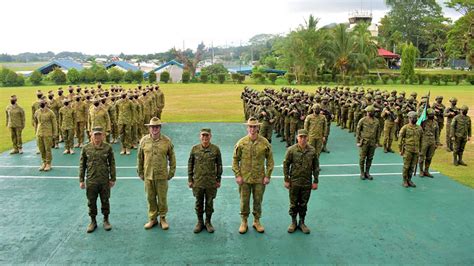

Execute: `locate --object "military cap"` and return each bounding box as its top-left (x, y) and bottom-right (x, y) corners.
top-left (391, 90), bottom-right (397, 94)
top-left (62, 98), bottom-right (70, 104)
top-left (312, 104), bottom-right (321, 110)
top-left (200, 128), bottom-right (211, 135)
top-left (426, 108), bottom-right (434, 115)
top-left (449, 97), bottom-right (457, 102)
top-left (314, 94), bottom-right (321, 99)
top-left (297, 129), bottom-right (308, 136)
top-left (460, 105), bottom-right (469, 111)
top-left (10, 95), bottom-right (17, 100)
top-left (387, 97), bottom-right (395, 102)
top-left (397, 95), bottom-right (404, 99)
top-left (92, 126), bottom-right (104, 134)
top-left (322, 95), bottom-right (330, 101)
top-left (75, 94), bottom-right (82, 99)
top-left (408, 96), bottom-right (415, 101)
top-left (365, 94), bottom-right (373, 99)
top-left (263, 97), bottom-right (270, 102)
top-left (408, 111), bottom-right (418, 119)
top-left (435, 96), bottom-right (443, 100)
top-left (36, 90), bottom-right (43, 96)
top-left (374, 95), bottom-right (382, 100)
top-left (57, 87), bottom-right (63, 92)
top-left (411, 92), bottom-right (417, 96)
top-left (365, 106), bottom-right (375, 112)
top-left (287, 96), bottom-right (293, 101)
top-left (399, 91), bottom-right (406, 95)
top-left (145, 117), bottom-right (163, 126)
top-left (243, 117), bottom-right (262, 126)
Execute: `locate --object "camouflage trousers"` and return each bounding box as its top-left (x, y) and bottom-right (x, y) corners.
top-left (284, 119), bottom-right (291, 145)
top-left (288, 185), bottom-right (312, 218)
top-left (239, 182), bottom-right (265, 219)
top-left (347, 111), bottom-right (354, 132)
top-left (156, 108), bottom-right (163, 119)
top-left (131, 124), bottom-right (139, 146)
top-left (111, 122), bottom-right (119, 141)
top-left (86, 181), bottom-right (110, 217)
top-left (145, 179), bottom-right (168, 220)
top-left (402, 151), bottom-right (419, 181)
top-left (62, 129), bottom-right (74, 150)
top-left (75, 121), bottom-right (86, 145)
top-left (9, 127), bottom-right (22, 150)
top-left (453, 137), bottom-right (467, 155)
top-left (383, 121), bottom-right (395, 151)
top-left (260, 122), bottom-right (273, 143)
top-left (309, 137), bottom-right (323, 158)
top-left (359, 142), bottom-right (376, 173)
top-left (420, 142), bottom-right (437, 170)
top-left (446, 118), bottom-right (454, 149)
top-left (193, 186), bottom-right (217, 217)
top-left (118, 124), bottom-right (132, 149)
top-left (37, 136), bottom-right (53, 164)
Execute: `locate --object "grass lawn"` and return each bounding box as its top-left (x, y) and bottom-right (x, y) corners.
top-left (0, 82), bottom-right (472, 187)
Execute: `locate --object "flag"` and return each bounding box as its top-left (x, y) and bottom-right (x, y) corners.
top-left (416, 91), bottom-right (430, 126)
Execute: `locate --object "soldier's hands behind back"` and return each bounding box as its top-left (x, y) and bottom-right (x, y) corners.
top-left (311, 183), bottom-right (318, 190)
top-left (79, 182), bottom-right (85, 189)
top-left (109, 181), bottom-right (115, 188)
top-left (284, 181), bottom-right (290, 189)
top-left (188, 181), bottom-right (193, 188)
top-left (139, 175), bottom-right (144, 181)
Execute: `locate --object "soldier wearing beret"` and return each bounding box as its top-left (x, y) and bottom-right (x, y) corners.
top-left (283, 129), bottom-right (319, 234)
top-left (188, 128), bottom-right (223, 233)
top-left (79, 126), bottom-right (116, 233)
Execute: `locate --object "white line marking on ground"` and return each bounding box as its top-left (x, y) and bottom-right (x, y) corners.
top-left (0, 163), bottom-right (403, 169)
top-left (0, 172), bottom-right (440, 180)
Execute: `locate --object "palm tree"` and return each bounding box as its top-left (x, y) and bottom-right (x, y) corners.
top-left (324, 24), bottom-right (356, 78)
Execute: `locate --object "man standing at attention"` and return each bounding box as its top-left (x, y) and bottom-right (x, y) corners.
top-left (232, 117), bottom-right (274, 234)
top-left (138, 117), bottom-right (176, 230)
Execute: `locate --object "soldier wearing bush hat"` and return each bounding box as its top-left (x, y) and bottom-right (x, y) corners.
top-left (398, 111), bottom-right (422, 188)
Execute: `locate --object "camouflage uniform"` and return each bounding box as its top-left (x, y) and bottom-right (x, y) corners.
top-left (450, 106), bottom-right (471, 166)
top-left (283, 135), bottom-right (319, 225)
top-left (257, 99), bottom-right (275, 143)
top-left (188, 135), bottom-right (223, 231)
top-left (444, 98), bottom-right (459, 152)
top-left (59, 100), bottom-right (76, 152)
top-left (116, 94), bottom-right (134, 154)
top-left (419, 109), bottom-right (439, 177)
top-left (88, 101), bottom-right (111, 140)
top-left (79, 136), bottom-right (116, 220)
top-left (232, 134), bottom-right (274, 221)
top-left (304, 104), bottom-right (327, 158)
top-left (399, 112), bottom-right (422, 187)
top-left (155, 88), bottom-right (165, 119)
top-left (6, 97), bottom-right (25, 154)
top-left (381, 98), bottom-right (397, 153)
top-left (73, 96), bottom-right (88, 147)
top-left (432, 96), bottom-right (445, 142)
top-left (34, 104), bottom-right (58, 171)
top-left (356, 106), bottom-right (381, 180)
top-left (137, 130), bottom-right (176, 222)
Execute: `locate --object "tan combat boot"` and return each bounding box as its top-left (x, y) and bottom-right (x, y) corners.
top-left (144, 219), bottom-right (158, 230)
top-left (38, 163), bottom-right (45, 171)
top-left (205, 215), bottom-right (215, 233)
top-left (87, 217), bottom-right (97, 233)
top-left (408, 178), bottom-right (416, 188)
top-left (63, 149), bottom-right (69, 154)
top-left (194, 215), bottom-right (204, 234)
top-left (287, 216), bottom-right (297, 233)
top-left (103, 216), bottom-right (112, 231)
top-left (239, 217), bottom-right (248, 234)
top-left (125, 148), bottom-right (131, 155)
top-left (69, 149), bottom-right (75, 154)
top-left (44, 164), bottom-right (51, 171)
top-left (10, 149), bottom-right (19, 154)
top-left (299, 218), bottom-right (311, 234)
top-left (18, 148), bottom-right (23, 154)
top-left (252, 218), bottom-right (265, 233)
top-left (120, 148), bottom-right (125, 155)
top-left (159, 216), bottom-right (169, 230)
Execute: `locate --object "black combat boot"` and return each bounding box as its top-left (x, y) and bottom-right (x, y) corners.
top-left (418, 162), bottom-right (425, 177)
top-left (458, 153), bottom-right (467, 166)
top-left (365, 162), bottom-right (373, 180)
top-left (425, 162), bottom-right (433, 178)
top-left (453, 153), bottom-right (459, 166)
top-left (360, 164), bottom-right (366, 180)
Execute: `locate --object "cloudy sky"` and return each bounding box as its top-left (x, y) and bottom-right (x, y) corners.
top-left (1, 0), bottom-right (462, 55)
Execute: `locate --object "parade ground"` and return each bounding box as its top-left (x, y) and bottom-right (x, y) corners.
top-left (0, 123), bottom-right (473, 264)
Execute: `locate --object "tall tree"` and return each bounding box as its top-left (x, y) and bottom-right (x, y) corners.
top-left (173, 42), bottom-right (205, 78)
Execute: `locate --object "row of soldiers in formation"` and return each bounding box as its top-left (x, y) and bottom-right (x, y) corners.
top-left (242, 86), bottom-right (471, 187)
top-left (5, 84), bottom-right (165, 171)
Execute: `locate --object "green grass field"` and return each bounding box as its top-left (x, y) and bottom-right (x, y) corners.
top-left (0, 62), bottom-right (48, 71)
top-left (0, 83), bottom-right (472, 187)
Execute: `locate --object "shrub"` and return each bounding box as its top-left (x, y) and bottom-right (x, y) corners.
top-left (66, 68), bottom-right (80, 84)
top-left (400, 75), bottom-right (406, 84)
top-left (391, 74), bottom-right (399, 84)
top-left (409, 75), bottom-right (419, 85)
top-left (182, 71), bottom-right (191, 83)
top-left (267, 73), bottom-right (278, 84)
top-left (29, 70), bottom-right (42, 85)
top-left (109, 68), bottom-right (124, 83)
top-left (15, 74), bottom-right (25, 86)
top-left (322, 74), bottom-right (332, 83)
top-left (124, 70), bottom-right (135, 83)
top-left (237, 74), bottom-right (245, 84)
top-left (466, 74), bottom-right (474, 85)
top-left (368, 74), bottom-right (378, 85)
top-left (147, 71), bottom-right (156, 83)
top-left (80, 68), bottom-right (95, 83)
top-left (428, 74), bottom-right (440, 85)
top-left (286, 73), bottom-right (296, 84)
top-left (217, 73), bottom-right (226, 84)
top-left (381, 74), bottom-right (390, 84)
top-left (441, 74), bottom-right (450, 85)
top-left (416, 73), bottom-right (426, 85)
top-left (50, 68), bottom-right (67, 85)
top-left (160, 71), bottom-right (170, 83)
top-left (231, 73), bottom-right (240, 83)
top-left (200, 73), bottom-right (208, 83)
top-left (134, 70), bottom-right (143, 83)
top-left (95, 68), bottom-right (109, 83)
top-left (353, 75), bottom-right (363, 85)
top-left (452, 74), bottom-right (461, 85)
top-left (335, 74), bottom-right (343, 83)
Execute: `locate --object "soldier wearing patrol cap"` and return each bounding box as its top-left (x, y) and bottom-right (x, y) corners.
top-left (283, 129), bottom-right (319, 234)
top-left (138, 117), bottom-right (176, 231)
top-left (419, 108), bottom-right (440, 177)
top-left (34, 98), bottom-right (57, 171)
top-left (450, 105), bottom-right (471, 166)
top-left (6, 95), bottom-right (25, 154)
top-left (59, 98), bottom-right (76, 154)
top-left (79, 126), bottom-right (116, 233)
top-left (232, 117), bottom-right (274, 234)
top-left (356, 105), bottom-right (381, 180)
top-left (304, 104), bottom-right (327, 158)
top-left (444, 97), bottom-right (459, 152)
top-left (399, 111), bottom-right (422, 188)
top-left (432, 96), bottom-right (445, 143)
top-left (73, 95), bottom-right (88, 148)
top-left (188, 128), bottom-right (223, 233)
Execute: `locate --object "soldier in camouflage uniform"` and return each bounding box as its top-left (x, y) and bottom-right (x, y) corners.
top-left (188, 128), bottom-right (223, 234)
top-left (47, 91), bottom-right (61, 149)
top-left (450, 105), bottom-right (471, 166)
top-left (138, 117), bottom-right (176, 231)
top-left (381, 97), bottom-right (397, 153)
top-left (399, 111), bottom-right (422, 188)
top-left (419, 108), bottom-right (440, 177)
top-left (56, 88), bottom-right (65, 142)
top-left (320, 96), bottom-right (332, 153)
top-left (283, 129), bottom-right (319, 234)
top-left (88, 98), bottom-right (111, 142)
top-left (444, 97), bottom-right (459, 152)
top-left (6, 95), bottom-right (25, 154)
top-left (356, 106), bottom-right (381, 180)
top-left (34, 99), bottom-right (57, 171)
top-left (108, 96), bottom-right (119, 143)
top-left (432, 96), bottom-right (445, 145)
top-left (79, 126), bottom-right (116, 233)
top-left (304, 104), bottom-right (327, 158)
top-left (116, 92), bottom-right (134, 155)
top-left (155, 86), bottom-right (165, 119)
top-left (73, 95), bottom-right (88, 148)
top-left (232, 117), bottom-right (274, 234)
top-left (257, 97), bottom-right (275, 143)
top-left (59, 99), bottom-right (76, 154)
